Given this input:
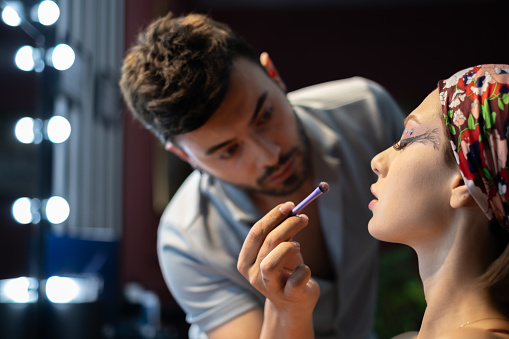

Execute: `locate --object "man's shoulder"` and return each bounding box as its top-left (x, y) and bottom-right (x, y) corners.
top-left (287, 77), bottom-right (385, 109)
top-left (160, 170), bottom-right (205, 231)
top-left (159, 171), bottom-right (241, 235)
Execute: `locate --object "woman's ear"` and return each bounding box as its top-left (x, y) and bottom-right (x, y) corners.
top-left (450, 173), bottom-right (474, 208)
top-left (260, 52), bottom-right (287, 92)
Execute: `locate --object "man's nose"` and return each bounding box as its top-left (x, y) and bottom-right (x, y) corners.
top-left (250, 133), bottom-right (280, 168)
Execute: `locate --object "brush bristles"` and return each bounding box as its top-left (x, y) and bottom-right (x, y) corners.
top-left (318, 181), bottom-right (329, 193)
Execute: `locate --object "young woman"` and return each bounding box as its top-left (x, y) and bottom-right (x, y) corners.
top-left (238, 64), bottom-right (509, 338)
top-left (369, 64), bottom-right (509, 338)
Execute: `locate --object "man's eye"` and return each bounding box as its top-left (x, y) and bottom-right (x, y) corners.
top-left (218, 144), bottom-right (239, 159)
top-left (257, 107), bottom-right (273, 126)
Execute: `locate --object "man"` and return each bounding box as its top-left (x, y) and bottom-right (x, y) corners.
top-left (119, 12), bottom-right (404, 339)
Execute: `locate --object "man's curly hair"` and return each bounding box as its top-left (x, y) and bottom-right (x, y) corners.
top-left (119, 12), bottom-right (259, 143)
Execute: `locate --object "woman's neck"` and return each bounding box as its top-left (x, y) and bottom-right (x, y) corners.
top-left (413, 214), bottom-right (500, 338)
top-left (418, 269), bottom-right (493, 338)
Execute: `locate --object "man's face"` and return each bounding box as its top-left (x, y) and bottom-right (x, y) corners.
top-left (172, 57), bottom-right (310, 196)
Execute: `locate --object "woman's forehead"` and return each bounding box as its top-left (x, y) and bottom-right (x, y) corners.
top-left (409, 89), bottom-right (442, 123)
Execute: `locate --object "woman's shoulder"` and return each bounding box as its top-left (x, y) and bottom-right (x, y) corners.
top-left (391, 332), bottom-right (418, 339)
top-left (437, 327), bottom-right (509, 339)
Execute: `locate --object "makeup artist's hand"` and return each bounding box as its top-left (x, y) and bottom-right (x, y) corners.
top-left (237, 201), bottom-right (320, 319)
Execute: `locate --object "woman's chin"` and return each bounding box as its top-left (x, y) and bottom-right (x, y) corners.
top-left (367, 221), bottom-right (385, 241)
top-left (368, 221), bottom-right (399, 243)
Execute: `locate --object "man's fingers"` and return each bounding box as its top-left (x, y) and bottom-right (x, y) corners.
top-left (258, 241), bottom-right (302, 291)
top-left (257, 214), bottom-right (308, 259)
top-left (285, 264), bottom-right (320, 305)
top-left (286, 264), bottom-right (312, 290)
top-left (237, 202), bottom-right (293, 275)
top-left (238, 213), bottom-right (308, 277)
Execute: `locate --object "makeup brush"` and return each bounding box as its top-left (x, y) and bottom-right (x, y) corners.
top-left (290, 181), bottom-right (329, 216)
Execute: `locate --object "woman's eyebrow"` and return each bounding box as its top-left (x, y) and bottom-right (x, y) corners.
top-left (404, 114), bottom-right (420, 126)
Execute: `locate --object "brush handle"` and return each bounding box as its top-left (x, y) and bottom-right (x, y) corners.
top-left (290, 187), bottom-right (322, 216)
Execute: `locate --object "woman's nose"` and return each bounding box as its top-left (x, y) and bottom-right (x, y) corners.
top-left (371, 147), bottom-right (391, 178)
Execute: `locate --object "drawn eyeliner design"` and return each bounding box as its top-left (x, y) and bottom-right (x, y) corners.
top-left (393, 128), bottom-right (439, 151)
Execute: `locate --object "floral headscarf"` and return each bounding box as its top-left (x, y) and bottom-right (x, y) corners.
top-left (439, 64), bottom-right (509, 231)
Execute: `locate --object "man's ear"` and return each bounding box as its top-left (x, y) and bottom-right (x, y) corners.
top-left (450, 173), bottom-right (474, 208)
top-left (165, 141), bottom-right (192, 163)
top-left (260, 52), bottom-right (287, 92)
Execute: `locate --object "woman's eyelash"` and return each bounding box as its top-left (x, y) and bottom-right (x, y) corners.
top-left (393, 128), bottom-right (439, 151)
top-left (393, 138), bottom-right (413, 150)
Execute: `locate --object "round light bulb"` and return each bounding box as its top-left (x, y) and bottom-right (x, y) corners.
top-left (47, 116), bottom-right (71, 143)
top-left (37, 0), bottom-right (59, 26)
top-left (1, 5), bottom-right (21, 26)
top-left (45, 196), bottom-right (70, 224)
top-left (46, 276), bottom-right (79, 303)
top-left (12, 198), bottom-right (33, 224)
top-left (15, 45), bottom-right (35, 71)
top-left (15, 117), bottom-right (35, 144)
top-left (51, 44), bottom-right (75, 71)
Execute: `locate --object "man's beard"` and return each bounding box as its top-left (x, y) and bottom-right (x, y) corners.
top-left (237, 117), bottom-right (311, 197)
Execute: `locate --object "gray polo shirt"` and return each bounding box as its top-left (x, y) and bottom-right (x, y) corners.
top-left (157, 77), bottom-right (404, 339)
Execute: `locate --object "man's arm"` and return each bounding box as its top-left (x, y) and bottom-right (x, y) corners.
top-left (206, 308), bottom-right (264, 339)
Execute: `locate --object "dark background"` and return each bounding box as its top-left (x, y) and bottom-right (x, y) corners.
top-left (1, 0), bottom-right (508, 338)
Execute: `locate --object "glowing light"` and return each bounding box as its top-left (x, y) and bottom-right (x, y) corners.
top-left (51, 44), bottom-right (75, 71)
top-left (1, 5), bottom-right (21, 27)
top-left (12, 197), bottom-right (32, 224)
top-left (31, 198), bottom-right (42, 224)
top-left (37, 0), bottom-right (59, 25)
top-left (34, 58), bottom-right (45, 72)
top-left (15, 45), bottom-right (35, 71)
top-left (46, 276), bottom-right (79, 303)
top-left (15, 117), bottom-right (43, 144)
top-left (0, 277), bottom-right (39, 303)
top-left (15, 117), bottom-right (35, 144)
top-left (47, 116), bottom-right (71, 143)
top-left (45, 196), bottom-right (70, 224)
top-left (0, 277), bottom-right (38, 303)
top-left (45, 276), bottom-right (101, 303)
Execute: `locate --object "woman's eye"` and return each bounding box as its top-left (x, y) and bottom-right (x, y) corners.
top-left (218, 144), bottom-right (239, 159)
top-left (393, 138), bottom-right (412, 151)
top-left (392, 129), bottom-right (440, 151)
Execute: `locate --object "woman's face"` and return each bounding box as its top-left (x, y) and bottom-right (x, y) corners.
top-left (369, 89), bottom-right (459, 246)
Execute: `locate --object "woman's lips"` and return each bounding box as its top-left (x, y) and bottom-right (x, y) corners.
top-left (368, 199), bottom-right (378, 210)
top-left (369, 185), bottom-right (378, 210)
